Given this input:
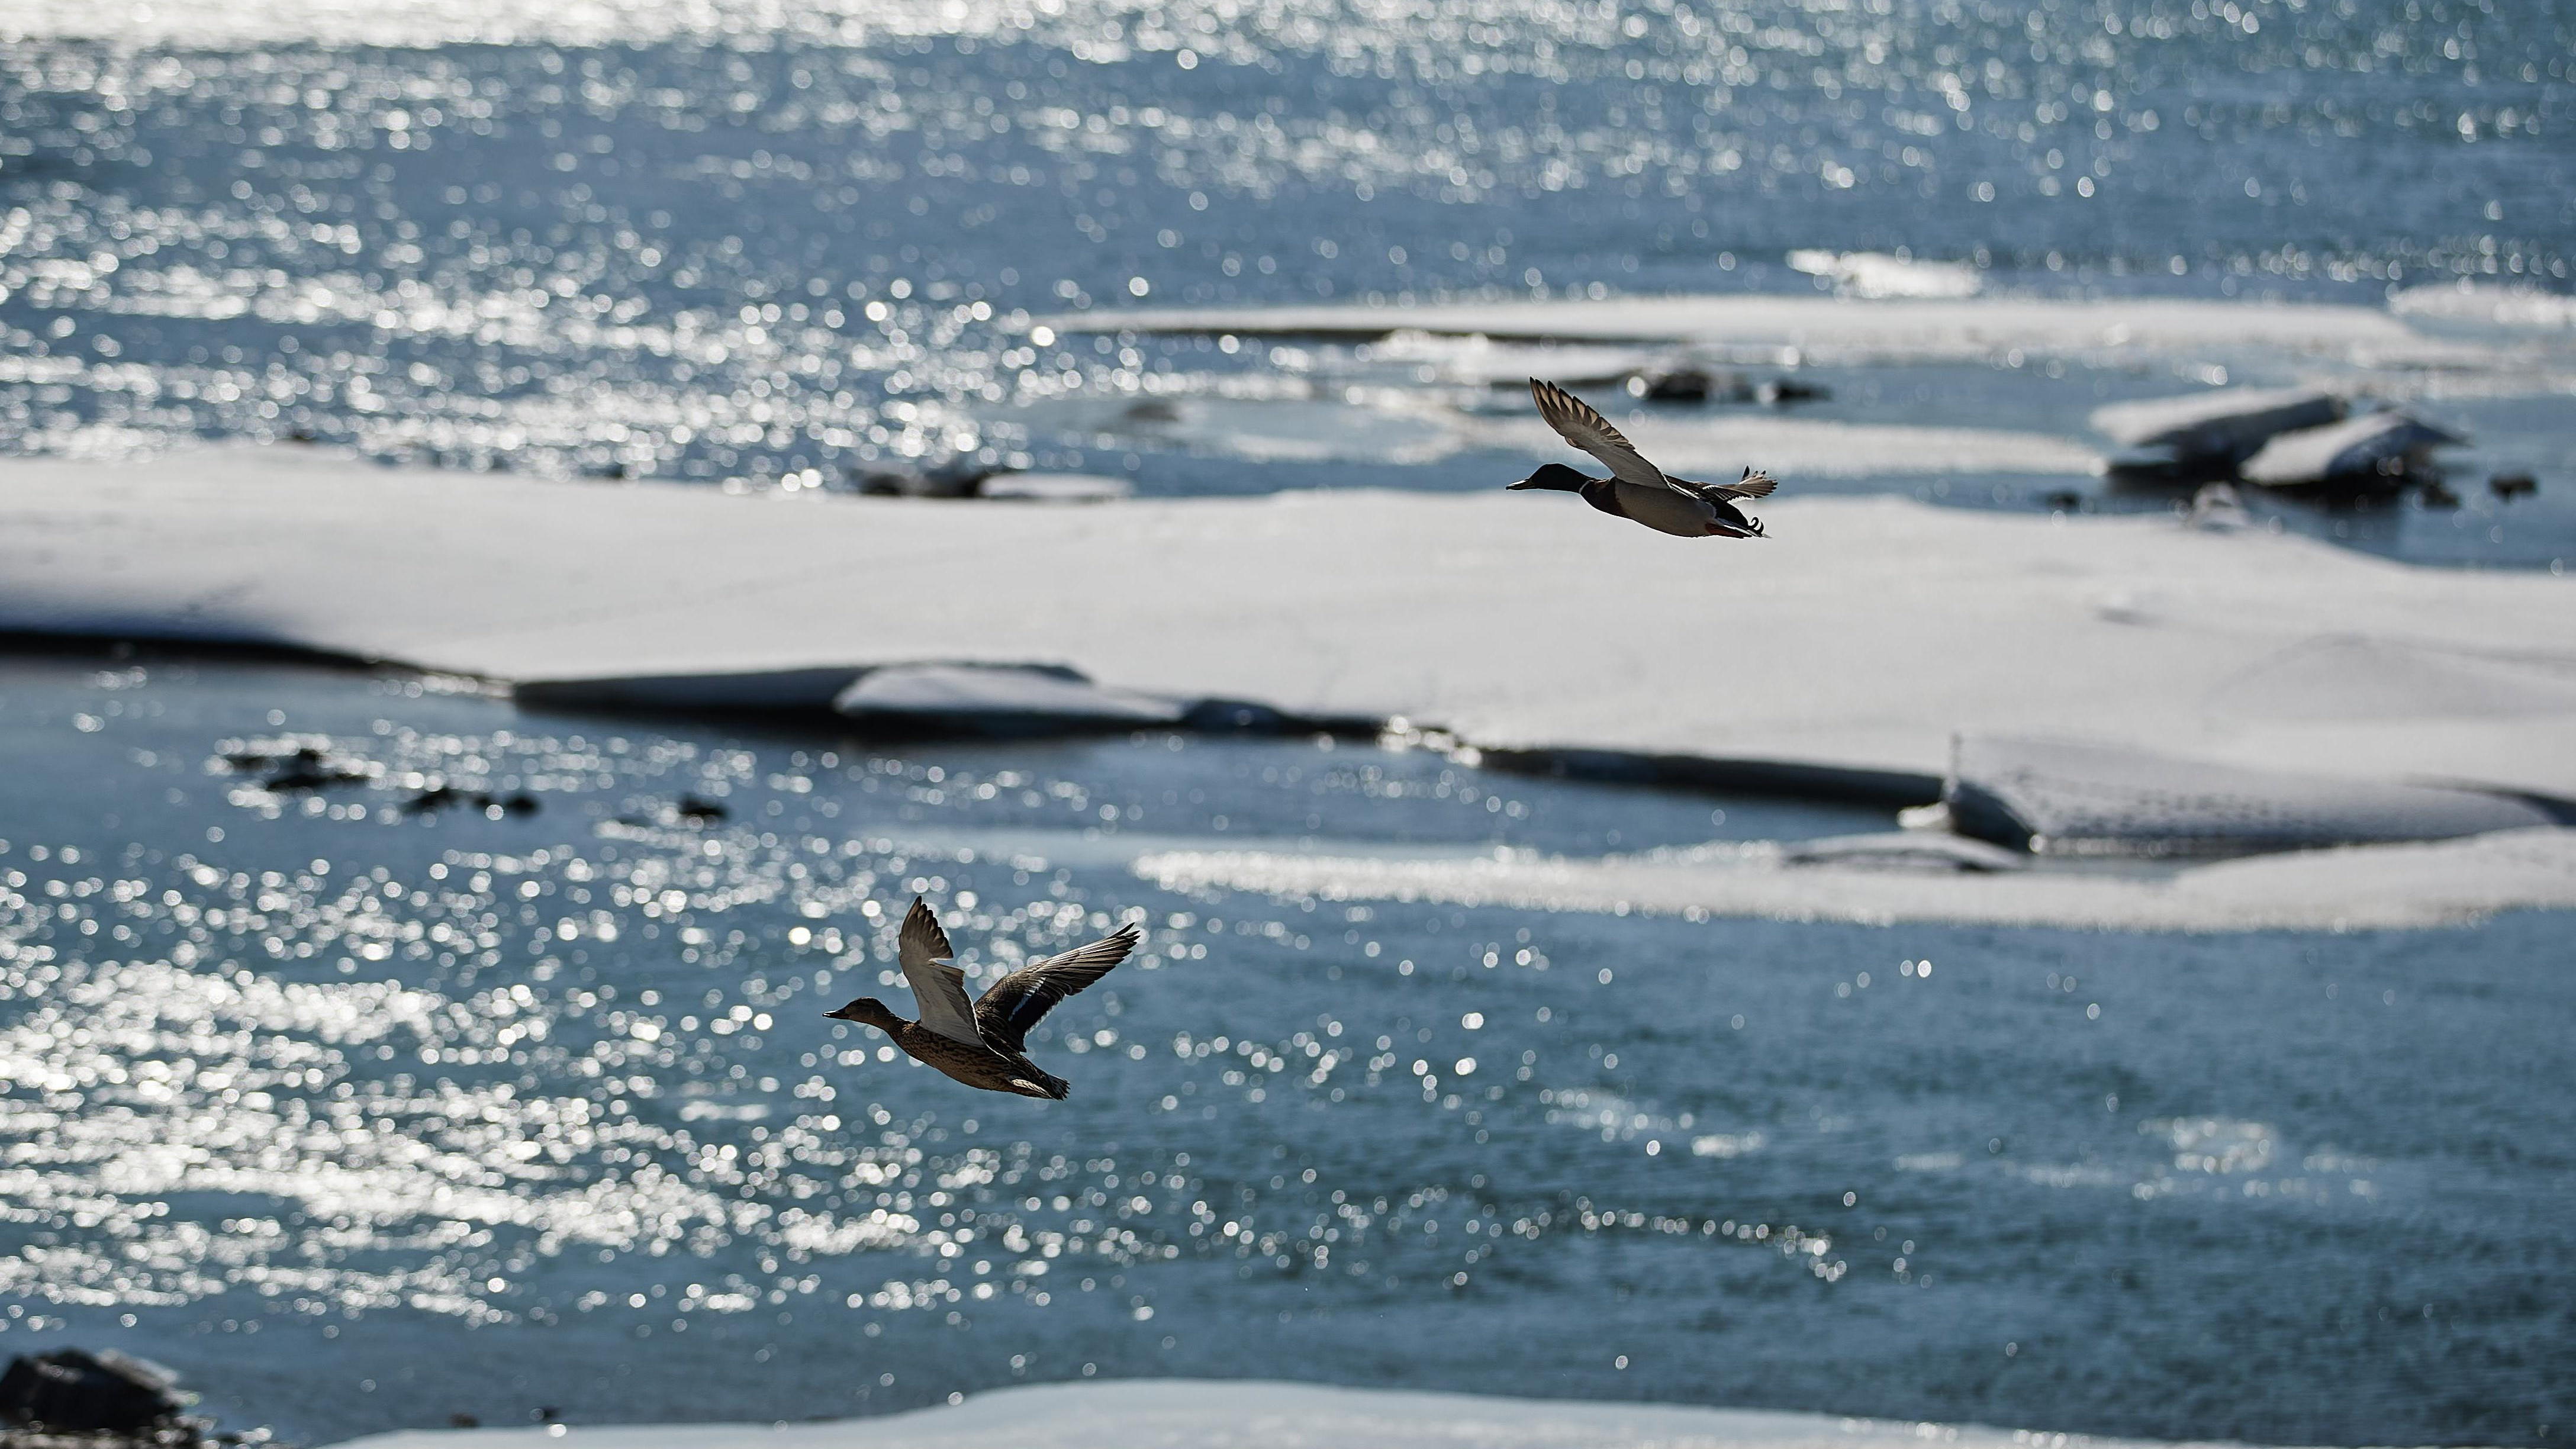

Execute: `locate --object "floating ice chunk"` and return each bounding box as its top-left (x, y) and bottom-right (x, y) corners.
top-left (2390, 280), bottom-right (2576, 330)
top-left (1689, 1131), bottom-right (1767, 1158)
top-left (833, 662), bottom-right (1184, 733)
top-left (1363, 330), bottom-right (1660, 387)
top-left (2239, 410), bottom-right (2466, 487)
top-left (330, 1376), bottom-right (2432, 1449)
top-left (2088, 385), bottom-right (2347, 462)
top-left (1129, 829), bottom-right (2576, 932)
top-left (1943, 734), bottom-right (2561, 857)
top-left (2184, 482), bottom-right (2252, 530)
top-left (1777, 832), bottom-right (2027, 872)
top-left (975, 471), bottom-right (1132, 502)
top-left (1786, 249), bottom-right (1983, 300)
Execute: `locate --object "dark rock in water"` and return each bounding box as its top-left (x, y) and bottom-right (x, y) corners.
top-left (261, 748), bottom-right (371, 791)
top-left (401, 786), bottom-right (536, 817)
top-left (2102, 455), bottom-right (2237, 492)
top-left (676, 795), bottom-right (730, 823)
top-left (449, 1413), bottom-right (482, 1428)
top-left (0, 1349), bottom-right (184, 1434)
top-left (1624, 368), bottom-right (1755, 404)
top-left (2419, 479), bottom-right (2461, 510)
top-left (2490, 471), bottom-right (2538, 500)
top-left (2039, 489), bottom-right (2084, 511)
top-left (852, 456), bottom-right (999, 498)
top-left (1757, 377), bottom-right (1830, 405)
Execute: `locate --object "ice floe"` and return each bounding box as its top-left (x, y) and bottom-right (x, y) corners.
top-left (1786, 249), bottom-right (1984, 300)
top-left (1941, 735), bottom-right (2564, 857)
top-left (5, 444), bottom-right (2572, 810)
top-left (2390, 280), bottom-right (2576, 330)
top-left (1050, 294), bottom-right (2459, 369)
top-left (329, 1377), bottom-right (2338, 1449)
top-left (1132, 827), bottom-right (2576, 933)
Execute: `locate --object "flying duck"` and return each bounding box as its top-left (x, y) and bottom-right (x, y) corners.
top-left (825, 897), bottom-right (1141, 1099)
top-left (1512, 378), bottom-right (1776, 537)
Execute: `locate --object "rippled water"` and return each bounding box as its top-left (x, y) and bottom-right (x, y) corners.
top-left (2, 1), bottom-right (2573, 561)
top-left (1, 652), bottom-right (2570, 1445)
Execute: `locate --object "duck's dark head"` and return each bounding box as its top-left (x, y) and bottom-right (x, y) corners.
top-left (824, 997), bottom-right (903, 1032)
top-left (1509, 462), bottom-right (1592, 492)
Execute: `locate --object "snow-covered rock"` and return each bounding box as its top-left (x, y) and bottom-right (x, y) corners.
top-left (2239, 410), bottom-right (2466, 487)
top-left (2088, 386), bottom-right (2346, 462)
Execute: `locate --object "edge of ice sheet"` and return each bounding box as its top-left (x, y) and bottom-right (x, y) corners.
top-left (1132, 827), bottom-right (2576, 934)
top-left (329, 1378), bottom-right (2276, 1449)
top-left (1044, 292), bottom-right (2458, 364)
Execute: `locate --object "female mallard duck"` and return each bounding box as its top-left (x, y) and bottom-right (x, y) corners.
top-left (825, 897), bottom-right (1141, 1099)
top-left (1512, 378), bottom-right (1776, 537)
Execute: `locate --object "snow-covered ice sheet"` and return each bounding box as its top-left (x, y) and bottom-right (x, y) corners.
top-left (330, 1379), bottom-right (2281, 1449)
top-left (4, 443), bottom-right (2572, 804)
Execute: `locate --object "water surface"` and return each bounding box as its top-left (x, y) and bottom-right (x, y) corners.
top-left (1, 654), bottom-right (2567, 1444)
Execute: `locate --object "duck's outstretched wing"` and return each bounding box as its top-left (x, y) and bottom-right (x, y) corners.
top-left (974, 922), bottom-right (1142, 1054)
top-left (1716, 467), bottom-right (1777, 500)
top-left (1530, 379), bottom-right (1684, 493)
top-left (1673, 467), bottom-right (1777, 502)
top-left (897, 897), bottom-right (986, 1044)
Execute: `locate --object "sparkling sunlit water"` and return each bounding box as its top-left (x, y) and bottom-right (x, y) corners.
top-left (2, 1), bottom-right (2572, 559)
top-left (1, 655), bottom-right (2569, 1444)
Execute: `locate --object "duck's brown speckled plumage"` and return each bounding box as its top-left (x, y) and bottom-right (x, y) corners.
top-left (825, 897), bottom-right (1140, 1099)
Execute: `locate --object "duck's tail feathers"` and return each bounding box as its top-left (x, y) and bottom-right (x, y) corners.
top-left (1731, 467), bottom-right (1778, 499)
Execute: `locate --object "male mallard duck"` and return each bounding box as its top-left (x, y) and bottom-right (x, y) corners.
top-left (1512, 378), bottom-right (1776, 537)
top-left (825, 897), bottom-right (1140, 1099)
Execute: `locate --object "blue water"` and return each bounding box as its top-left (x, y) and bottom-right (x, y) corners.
top-left (2, 1), bottom-right (2574, 561)
top-left (4, 6), bottom-right (2576, 1440)
top-left (1, 654), bottom-right (2570, 1445)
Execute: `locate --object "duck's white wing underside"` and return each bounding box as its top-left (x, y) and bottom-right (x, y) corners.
top-left (1530, 379), bottom-right (1684, 493)
top-left (899, 899), bottom-right (987, 1044)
